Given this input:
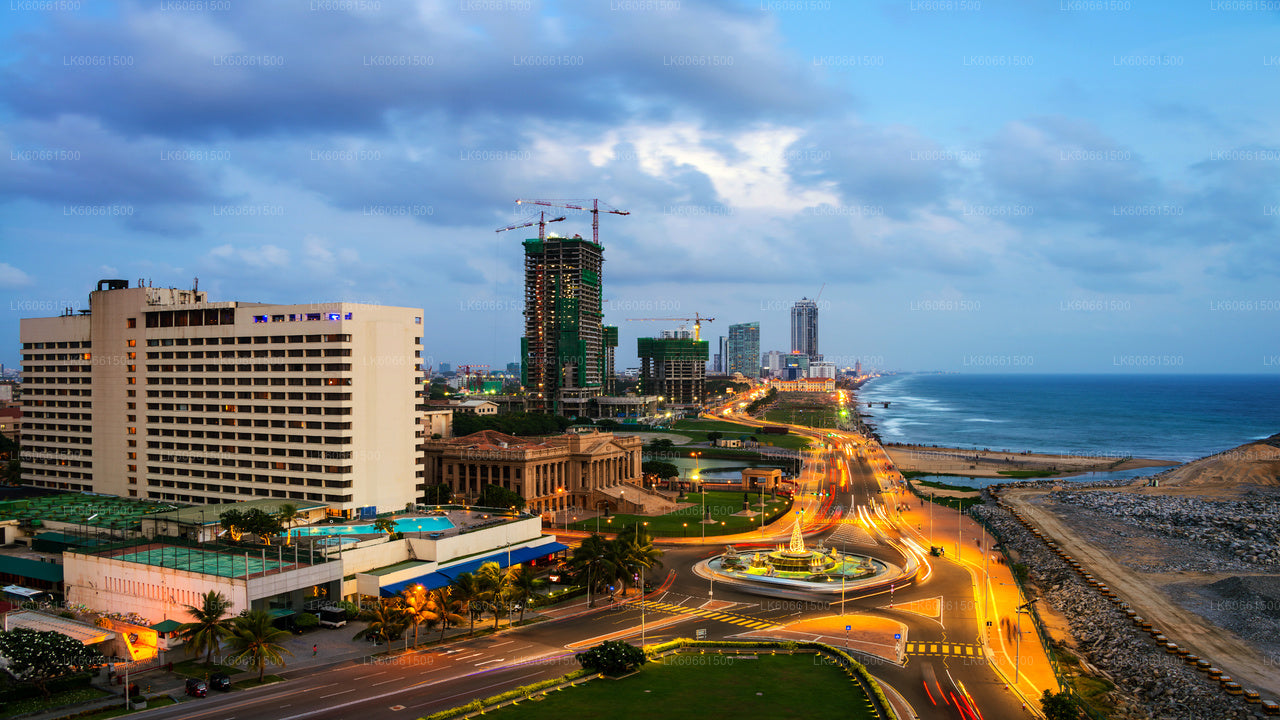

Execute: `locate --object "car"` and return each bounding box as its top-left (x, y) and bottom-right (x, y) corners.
top-left (209, 673), bottom-right (231, 691)
top-left (184, 679), bottom-right (207, 698)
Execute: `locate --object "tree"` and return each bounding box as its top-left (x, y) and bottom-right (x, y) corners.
top-left (277, 504), bottom-right (299, 545)
top-left (430, 588), bottom-right (465, 643)
top-left (478, 483), bottom-right (525, 511)
top-left (568, 533), bottom-right (615, 608)
top-left (421, 483), bottom-right (452, 506)
top-left (177, 591), bottom-right (234, 667)
top-left (400, 585), bottom-right (435, 648)
top-left (449, 573), bottom-right (484, 635)
top-left (706, 431), bottom-right (723, 444)
top-left (373, 517), bottom-right (396, 535)
top-left (0, 628), bottom-right (103, 698)
top-left (641, 460), bottom-right (679, 484)
top-left (353, 598), bottom-right (405, 646)
top-left (225, 610), bottom-right (294, 682)
top-left (505, 564), bottom-right (546, 623)
top-left (1040, 690), bottom-right (1079, 720)
top-left (575, 640), bottom-right (646, 676)
top-left (476, 562), bottom-right (510, 629)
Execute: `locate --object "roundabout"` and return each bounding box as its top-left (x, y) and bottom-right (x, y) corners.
top-left (693, 515), bottom-right (914, 597)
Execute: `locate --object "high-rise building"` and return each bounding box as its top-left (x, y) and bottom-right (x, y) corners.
top-left (809, 361), bottom-right (836, 379)
top-left (783, 351), bottom-right (810, 380)
top-left (762, 350), bottom-right (785, 376)
top-left (520, 237), bottom-right (606, 415)
top-left (790, 297), bottom-right (820, 361)
top-left (637, 336), bottom-right (709, 406)
top-left (717, 335), bottom-right (727, 373)
top-left (727, 322), bottom-right (760, 378)
top-left (603, 325), bottom-right (619, 395)
top-left (20, 280), bottom-right (423, 514)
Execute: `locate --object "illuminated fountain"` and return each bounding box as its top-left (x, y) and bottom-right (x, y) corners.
top-left (702, 513), bottom-right (893, 595)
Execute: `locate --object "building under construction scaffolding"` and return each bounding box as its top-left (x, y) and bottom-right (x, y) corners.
top-left (637, 336), bottom-right (709, 407)
top-left (520, 237), bottom-right (608, 415)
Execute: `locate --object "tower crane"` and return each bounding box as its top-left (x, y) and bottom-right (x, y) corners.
top-left (495, 211), bottom-right (566, 240)
top-left (514, 198), bottom-right (629, 244)
top-left (625, 313), bottom-right (716, 342)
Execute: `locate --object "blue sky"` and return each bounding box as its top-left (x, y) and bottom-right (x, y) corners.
top-left (2, 0), bottom-right (1279, 374)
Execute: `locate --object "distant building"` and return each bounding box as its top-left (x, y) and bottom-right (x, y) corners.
top-left (604, 325), bottom-right (619, 395)
top-left (727, 322), bottom-right (760, 378)
top-left (762, 350), bottom-right (786, 376)
top-left (784, 352), bottom-right (810, 379)
top-left (790, 298), bottom-right (820, 361)
top-left (521, 237), bottom-right (606, 415)
top-left (0, 407), bottom-right (20, 443)
top-left (19, 279), bottom-right (423, 515)
top-left (809, 361), bottom-right (837, 379)
top-left (439, 363), bottom-right (452, 375)
top-left (717, 336), bottom-right (727, 373)
top-left (637, 336), bottom-right (709, 406)
top-left (453, 399), bottom-right (498, 415)
top-left (769, 378), bottom-right (836, 392)
top-left (422, 409), bottom-right (453, 440)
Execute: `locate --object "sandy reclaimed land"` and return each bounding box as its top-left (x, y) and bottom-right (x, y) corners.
top-left (1000, 487), bottom-right (1280, 699)
top-left (886, 444), bottom-right (1176, 479)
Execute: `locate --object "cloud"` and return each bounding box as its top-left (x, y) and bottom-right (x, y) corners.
top-left (0, 263), bottom-right (33, 288)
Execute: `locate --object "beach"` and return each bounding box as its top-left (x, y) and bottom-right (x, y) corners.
top-left (885, 443), bottom-right (1177, 479)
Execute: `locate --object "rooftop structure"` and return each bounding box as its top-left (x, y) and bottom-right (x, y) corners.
top-left (637, 336), bottom-right (709, 406)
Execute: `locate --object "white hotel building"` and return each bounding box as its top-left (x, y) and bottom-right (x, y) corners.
top-left (20, 280), bottom-right (424, 516)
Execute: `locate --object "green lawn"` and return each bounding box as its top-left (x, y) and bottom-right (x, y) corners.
top-left (0, 687), bottom-right (112, 719)
top-left (665, 419), bottom-right (814, 451)
top-left (481, 653), bottom-right (877, 720)
top-left (76, 696), bottom-right (177, 720)
top-left (171, 659), bottom-right (245, 679)
top-left (569, 490), bottom-right (793, 537)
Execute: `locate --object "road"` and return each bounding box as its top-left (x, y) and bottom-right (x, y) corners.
top-left (144, 391), bottom-right (1047, 720)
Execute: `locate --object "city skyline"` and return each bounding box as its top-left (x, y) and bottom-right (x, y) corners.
top-left (3, 3), bottom-right (1279, 374)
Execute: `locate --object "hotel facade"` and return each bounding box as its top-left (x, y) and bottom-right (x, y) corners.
top-left (20, 280), bottom-right (423, 515)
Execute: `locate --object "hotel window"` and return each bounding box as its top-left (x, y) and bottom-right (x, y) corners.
top-left (127, 339), bottom-right (136, 347)
top-left (127, 318), bottom-right (137, 328)
top-left (254, 315), bottom-right (268, 323)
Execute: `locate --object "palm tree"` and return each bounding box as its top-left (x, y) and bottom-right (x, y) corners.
top-left (277, 503), bottom-right (299, 545)
top-left (353, 598), bottom-right (405, 646)
top-left (373, 517), bottom-right (396, 535)
top-left (506, 564), bottom-right (546, 623)
top-left (225, 610), bottom-right (294, 682)
top-left (569, 533), bottom-right (615, 607)
top-left (430, 588), bottom-right (465, 643)
top-left (619, 525), bottom-right (664, 585)
top-left (176, 591), bottom-right (234, 667)
top-left (476, 562), bottom-right (510, 630)
top-left (400, 585), bottom-right (435, 648)
top-left (449, 573), bottom-right (483, 635)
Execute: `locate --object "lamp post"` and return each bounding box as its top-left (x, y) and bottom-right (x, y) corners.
top-left (1014, 600), bottom-right (1035, 685)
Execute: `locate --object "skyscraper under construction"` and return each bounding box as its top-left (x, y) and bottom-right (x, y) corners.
top-left (521, 237), bottom-right (607, 415)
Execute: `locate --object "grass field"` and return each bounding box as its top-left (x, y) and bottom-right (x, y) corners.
top-left (668, 418), bottom-right (813, 451)
top-left (568, 490), bottom-right (792, 537)
top-left (482, 653), bottom-right (876, 720)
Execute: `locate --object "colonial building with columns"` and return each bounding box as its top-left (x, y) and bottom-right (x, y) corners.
top-left (418, 429), bottom-right (643, 516)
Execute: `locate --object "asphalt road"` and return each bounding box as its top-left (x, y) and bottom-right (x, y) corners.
top-left (147, 410), bottom-right (1034, 720)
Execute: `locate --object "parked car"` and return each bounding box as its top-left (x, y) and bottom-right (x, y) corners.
top-left (209, 673), bottom-right (231, 691)
top-left (185, 679), bottom-right (207, 698)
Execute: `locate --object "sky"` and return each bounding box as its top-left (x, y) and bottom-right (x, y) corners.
top-left (2, 0), bottom-right (1279, 375)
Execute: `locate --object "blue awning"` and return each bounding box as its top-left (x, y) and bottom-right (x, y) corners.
top-left (381, 542), bottom-right (568, 597)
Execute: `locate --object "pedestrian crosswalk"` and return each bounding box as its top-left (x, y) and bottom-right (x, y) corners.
top-left (632, 600), bottom-right (779, 630)
top-left (827, 521), bottom-right (877, 547)
top-left (904, 642), bottom-right (983, 658)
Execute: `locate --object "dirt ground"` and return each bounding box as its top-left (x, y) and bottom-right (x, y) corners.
top-left (1001, 488), bottom-right (1280, 699)
top-left (886, 445), bottom-right (1176, 479)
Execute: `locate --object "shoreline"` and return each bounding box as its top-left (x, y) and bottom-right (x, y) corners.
top-left (885, 443), bottom-right (1178, 479)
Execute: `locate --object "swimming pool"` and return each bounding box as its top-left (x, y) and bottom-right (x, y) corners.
top-left (290, 515), bottom-right (456, 537)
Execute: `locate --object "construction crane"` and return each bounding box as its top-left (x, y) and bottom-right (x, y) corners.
top-left (495, 211), bottom-right (566, 240)
top-left (514, 198), bottom-right (629, 244)
top-left (626, 313), bottom-right (716, 342)
top-left (457, 364), bottom-right (490, 392)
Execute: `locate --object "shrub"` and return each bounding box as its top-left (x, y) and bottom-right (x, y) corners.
top-left (576, 640), bottom-right (647, 676)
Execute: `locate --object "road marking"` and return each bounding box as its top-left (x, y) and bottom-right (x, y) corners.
top-left (475, 658), bottom-right (505, 667)
top-left (319, 689), bottom-right (355, 698)
top-left (372, 678), bottom-right (400, 686)
top-left (455, 652), bottom-right (484, 661)
top-left (488, 640), bottom-right (514, 648)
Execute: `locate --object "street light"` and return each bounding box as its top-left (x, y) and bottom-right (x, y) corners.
top-left (1014, 600), bottom-right (1036, 685)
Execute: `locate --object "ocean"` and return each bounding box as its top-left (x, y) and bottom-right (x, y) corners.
top-left (857, 374), bottom-right (1280, 465)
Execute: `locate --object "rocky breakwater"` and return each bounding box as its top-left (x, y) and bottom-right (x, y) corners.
top-left (1049, 491), bottom-right (1280, 571)
top-left (971, 496), bottom-right (1267, 719)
